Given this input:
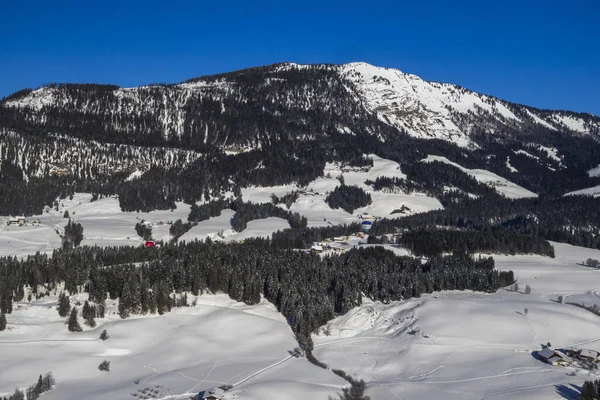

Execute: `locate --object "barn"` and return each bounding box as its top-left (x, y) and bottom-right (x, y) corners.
top-left (144, 241), bottom-right (155, 248)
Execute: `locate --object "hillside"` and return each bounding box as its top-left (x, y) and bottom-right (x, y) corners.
top-left (0, 62), bottom-right (599, 218)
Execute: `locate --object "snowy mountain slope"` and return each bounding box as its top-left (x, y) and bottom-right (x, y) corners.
top-left (3, 62), bottom-right (599, 151)
top-left (589, 164), bottom-right (600, 177)
top-left (341, 62), bottom-right (600, 146)
top-left (422, 155), bottom-right (538, 198)
top-left (1, 61), bottom-right (599, 216)
top-left (0, 130), bottom-right (201, 180)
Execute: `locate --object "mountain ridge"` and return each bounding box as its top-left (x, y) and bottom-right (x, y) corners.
top-left (1, 61), bottom-right (599, 216)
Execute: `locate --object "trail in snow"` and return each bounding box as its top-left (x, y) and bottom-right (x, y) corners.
top-left (373, 368), bottom-right (553, 385)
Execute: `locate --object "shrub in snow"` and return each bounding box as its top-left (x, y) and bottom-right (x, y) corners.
top-left (98, 360), bottom-right (110, 372)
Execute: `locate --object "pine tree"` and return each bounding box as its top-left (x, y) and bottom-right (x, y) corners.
top-left (0, 312), bottom-right (6, 331)
top-left (581, 380), bottom-right (596, 400)
top-left (57, 292), bottom-right (70, 317)
top-left (81, 300), bottom-right (96, 327)
top-left (100, 329), bottom-right (109, 340)
top-left (67, 306), bottom-right (82, 332)
top-left (11, 388), bottom-right (24, 400)
top-left (85, 313), bottom-right (96, 328)
top-left (82, 300), bottom-right (91, 320)
top-left (41, 372), bottom-right (55, 392)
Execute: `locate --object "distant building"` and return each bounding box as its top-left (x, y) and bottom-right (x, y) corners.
top-left (199, 388), bottom-right (225, 400)
top-left (144, 241), bottom-right (155, 248)
top-left (579, 349), bottom-right (600, 361)
top-left (311, 245), bottom-right (324, 253)
top-left (537, 348), bottom-right (571, 366)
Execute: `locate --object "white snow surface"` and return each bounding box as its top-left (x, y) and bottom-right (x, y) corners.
top-left (525, 109), bottom-right (557, 130)
top-left (506, 157), bottom-right (518, 173)
top-left (589, 164), bottom-right (600, 178)
top-left (566, 184), bottom-right (600, 197)
top-left (0, 194), bottom-right (191, 258)
top-left (342, 63), bottom-right (472, 147)
top-left (0, 294), bottom-right (345, 400)
top-left (290, 154), bottom-right (442, 226)
top-left (313, 242), bottom-right (600, 400)
top-left (422, 155), bottom-right (538, 198)
top-left (551, 115), bottom-right (588, 134)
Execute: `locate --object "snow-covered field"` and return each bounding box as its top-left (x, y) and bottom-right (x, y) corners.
top-left (0, 294), bottom-right (346, 400)
top-left (3, 154), bottom-right (600, 399)
top-left (289, 155), bottom-right (442, 226)
top-left (422, 155), bottom-right (538, 198)
top-left (313, 242), bottom-right (600, 400)
top-left (566, 184), bottom-right (600, 197)
top-left (0, 154), bottom-right (445, 256)
top-left (0, 194), bottom-right (192, 258)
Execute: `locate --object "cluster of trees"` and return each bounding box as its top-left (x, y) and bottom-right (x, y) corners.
top-left (326, 185), bottom-right (372, 214)
top-left (1, 372), bottom-right (55, 400)
top-left (271, 223), bottom-right (362, 249)
top-left (397, 229), bottom-right (555, 258)
top-left (169, 219), bottom-right (195, 241)
top-left (229, 201), bottom-right (307, 231)
top-left (0, 240), bottom-right (514, 337)
top-left (135, 222), bottom-right (153, 241)
top-left (581, 379), bottom-right (600, 400)
top-left (63, 220), bottom-right (84, 248)
top-left (271, 191), bottom-right (300, 209)
top-left (188, 199), bottom-right (230, 222)
top-left (586, 258), bottom-right (600, 269)
top-left (368, 195), bottom-right (600, 250)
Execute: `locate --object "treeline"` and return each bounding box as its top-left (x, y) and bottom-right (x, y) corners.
top-left (229, 201), bottom-right (307, 231)
top-left (0, 240), bottom-right (514, 337)
top-left (188, 199), bottom-right (231, 222)
top-left (271, 223), bottom-right (362, 249)
top-left (581, 379), bottom-right (600, 400)
top-left (1, 372), bottom-right (55, 400)
top-left (326, 185), bottom-right (372, 214)
top-left (169, 219), bottom-right (195, 241)
top-left (397, 229), bottom-right (555, 257)
top-left (271, 191), bottom-right (300, 209)
top-left (373, 195), bottom-right (600, 250)
top-left (366, 160), bottom-right (498, 199)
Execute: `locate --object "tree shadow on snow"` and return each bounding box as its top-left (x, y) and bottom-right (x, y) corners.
top-left (555, 383), bottom-right (581, 400)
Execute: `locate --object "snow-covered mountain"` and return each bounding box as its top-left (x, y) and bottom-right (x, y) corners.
top-left (1, 61), bottom-right (599, 215)
top-left (341, 62), bottom-right (600, 146)
top-left (3, 62), bottom-right (599, 149)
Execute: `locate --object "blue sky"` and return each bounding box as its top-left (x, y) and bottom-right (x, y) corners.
top-left (1, 0), bottom-right (599, 115)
